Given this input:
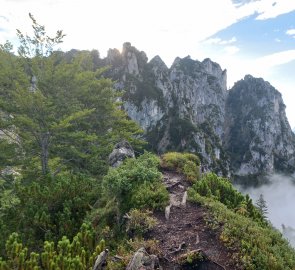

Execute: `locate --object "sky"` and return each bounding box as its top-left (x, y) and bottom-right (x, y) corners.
top-left (0, 0), bottom-right (295, 128)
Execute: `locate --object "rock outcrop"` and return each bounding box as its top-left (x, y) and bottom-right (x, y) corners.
top-left (106, 43), bottom-right (229, 176)
top-left (126, 247), bottom-right (161, 270)
top-left (104, 43), bottom-right (295, 181)
top-left (93, 249), bottom-right (108, 270)
top-left (225, 75), bottom-right (295, 179)
top-left (108, 140), bottom-right (135, 168)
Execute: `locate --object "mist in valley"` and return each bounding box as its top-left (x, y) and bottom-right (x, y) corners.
top-left (238, 174), bottom-right (295, 247)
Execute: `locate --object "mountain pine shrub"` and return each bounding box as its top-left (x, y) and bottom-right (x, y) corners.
top-left (161, 152), bottom-right (200, 182)
top-left (188, 174), bottom-right (295, 269)
top-left (0, 223), bottom-right (105, 270)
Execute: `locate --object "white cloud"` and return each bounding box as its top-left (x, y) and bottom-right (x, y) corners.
top-left (224, 45), bottom-right (240, 55)
top-left (286, 29), bottom-right (295, 39)
top-left (254, 50), bottom-right (295, 70)
top-left (233, 0), bottom-right (295, 21)
top-left (205, 37), bottom-right (237, 45)
top-left (229, 0), bottom-right (295, 21)
top-left (228, 50), bottom-right (295, 85)
top-left (286, 29), bottom-right (295, 35)
top-left (255, 0), bottom-right (295, 20)
top-left (0, 14), bottom-right (17, 45)
top-left (239, 174), bottom-right (295, 246)
top-left (203, 37), bottom-right (239, 55)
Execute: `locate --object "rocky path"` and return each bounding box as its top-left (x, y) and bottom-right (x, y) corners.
top-left (149, 170), bottom-right (240, 270)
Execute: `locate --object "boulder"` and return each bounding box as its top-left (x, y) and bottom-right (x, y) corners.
top-left (93, 249), bottom-right (108, 270)
top-left (109, 140), bottom-right (135, 167)
top-left (126, 247), bottom-right (162, 270)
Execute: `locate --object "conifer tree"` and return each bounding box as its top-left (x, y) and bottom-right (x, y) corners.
top-left (256, 194), bottom-right (268, 219)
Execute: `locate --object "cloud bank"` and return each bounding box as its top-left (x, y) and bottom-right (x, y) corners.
top-left (238, 174), bottom-right (295, 246)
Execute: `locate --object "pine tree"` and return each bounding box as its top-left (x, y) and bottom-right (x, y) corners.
top-left (256, 194), bottom-right (268, 219)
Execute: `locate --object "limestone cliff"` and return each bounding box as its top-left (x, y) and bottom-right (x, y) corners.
top-left (104, 43), bottom-right (295, 180)
top-left (225, 75), bottom-right (295, 178)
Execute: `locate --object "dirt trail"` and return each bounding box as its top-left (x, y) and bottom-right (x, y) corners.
top-left (149, 170), bottom-right (240, 270)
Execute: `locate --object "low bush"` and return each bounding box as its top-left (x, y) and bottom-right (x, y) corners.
top-left (101, 151), bottom-right (169, 218)
top-left (0, 173), bottom-right (100, 254)
top-left (125, 209), bottom-right (157, 238)
top-left (0, 223), bottom-right (105, 270)
top-left (130, 181), bottom-right (169, 211)
top-left (188, 176), bottom-right (295, 270)
top-left (161, 152), bottom-right (200, 182)
top-left (192, 173), bottom-right (264, 224)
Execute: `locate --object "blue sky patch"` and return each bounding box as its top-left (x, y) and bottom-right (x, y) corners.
top-left (208, 11), bottom-right (295, 58)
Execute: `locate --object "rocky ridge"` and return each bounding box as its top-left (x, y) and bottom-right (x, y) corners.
top-left (104, 43), bottom-right (295, 181)
top-left (225, 75), bottom-right (295, 179)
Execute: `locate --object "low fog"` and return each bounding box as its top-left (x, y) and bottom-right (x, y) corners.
top-left (238, 174), bottom-right (295, 247)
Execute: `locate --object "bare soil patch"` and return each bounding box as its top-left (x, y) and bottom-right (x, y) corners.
top-left (148, 170), bottom-right (241, 269)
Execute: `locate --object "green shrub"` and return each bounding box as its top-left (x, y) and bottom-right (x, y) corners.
top-left (0, 223), bottom-right (105, 270)
top-left (188, 190), bottom-right (295, 270)
top-left (102, 152), bottom-right (169, 214)
top-left (183, 160), bottom-right (200, 182)
top-left (192, 173), bottom-right (264, 224)
top-left (178, 250), bottom-right (205, 267)
top-left (0, 173), bottom-right (100, 253)
top-left (130, 181), bottom-right (169, 211)
top-left (161, 152), bottom-right (200, 182)
top-left (125, 209), bottom-right (157, 238)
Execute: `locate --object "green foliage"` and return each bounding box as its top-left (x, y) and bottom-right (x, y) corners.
top-left (168, 117), bottom-right (198, 148)
top-left (16, 13), bottom-right (65, 58)
top-left (188, 189), bottom-right (295, 270)
top-left (102, 152), bottom-right (168, 213)
top-left (130, 181), bottom-right (169, 211)
top-left (0, 173), bottom-right (100, 253)
top-left (183, 161), bottom-right (200, 182)
top-left (0, 223), bottom-right (105, 270)
top-left (0, 14), bottom-right (143, 177)
top-left (161, 152), bottom-right (200, 182)
top-left (178, 250), bottom-right (204, 267)
top-left (125, 209), bottom-right (157, 238)
top-left (256, 194), bottom-right (268, 219)
top-left (192, 173), bottom-right (264, 223)
top-left (0, 13), bottom-right (147, 270)
top-left (91, 152), bottom-right (168, 232)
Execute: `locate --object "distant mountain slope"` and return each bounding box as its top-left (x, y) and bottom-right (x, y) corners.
top-left (100, 42), bottom-right (295, 181)
top-left (225, 75), bottom-right (295, 178)
top-left (106, 42), bottom-right (230, 176)
top-left (62, 43), bottom-right (295, 182)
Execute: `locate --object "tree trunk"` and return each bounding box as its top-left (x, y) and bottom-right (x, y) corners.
top-left (41, 132), bottom-right (50, 175)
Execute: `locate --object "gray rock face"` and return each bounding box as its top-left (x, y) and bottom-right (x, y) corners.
top-left (93, 249), bottom-right (108, 270)
top-left (104, 43), bottom-right (295, 180)
top-left (108, 140), bottom-right (135, 168)
top-left (225, 75), bottom-right (295, 177)
top-left (105, 44), bottom-right (229, 175)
